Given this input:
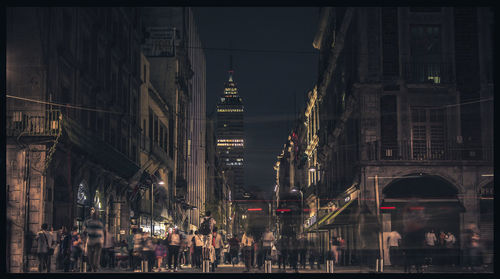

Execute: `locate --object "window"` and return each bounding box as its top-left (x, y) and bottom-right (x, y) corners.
top-left (408, 25), bottom-right (442, 83)
top-left (411, 107), bottom-right (446, 160)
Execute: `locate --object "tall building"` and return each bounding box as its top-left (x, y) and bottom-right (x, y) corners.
top-left (6, 7), bottom-right (143, 272)
top-left (216, 62), bottom-right (245, 199)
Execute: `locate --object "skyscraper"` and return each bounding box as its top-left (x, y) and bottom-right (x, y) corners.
top-left (216, 60), bottom-right (245, 198)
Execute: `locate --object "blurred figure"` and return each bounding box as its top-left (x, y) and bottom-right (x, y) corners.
top-left (83, 208), bottom-right (104, 272)
top-left (308, 238), bottom-right (321, 270)
top-left (228, 234), bottom-right (240, 266)
top-left (187, 230), bottom-right (195, 267)
top-left (424, 229), bottom-right (437, 267)
top-left (70, 226), bottom-right (83, 272)
top-left (59, 226), bottom-right (72, 272)
top-left (297, 233), bottom-right (307, 269)
top-left (241, 231), bottom-right (254, 272)
top-left (288, 235), bottom-right (299, 273)
top-left (36, 223), bottom-right (51, 272)
top-left (132, 228), bottom-right (143, 271)
top-left (262, 227), bottom-right (275, 261)
top-left (331, 234), bottom-right (340, 265)
top-left (127, 228), bottom-right (136, 270)
top-left (193, 231), bottom-right (204, 269)
top-left (167, 228), bottom-right (181, 271)
top-left (212, 227), bottom-right (224, 270)
top-left (465, 223), bottom-right (482, 271)
top-left (444, 231), bottom-right (456, 266)
top-left (154, 238), bottom-right (166, 271)
top-left (141, 232), bottom-right (154, 272)
top-left (277, 236), bottom-right (288, 271)
top-left (102, 229), bottom-right (115, 269)
top-left (387, 230), bottom-right (402, 267)
top-left (437, 230), bottom-right (446, 265)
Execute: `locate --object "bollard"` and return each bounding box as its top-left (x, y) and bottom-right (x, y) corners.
top-left (81, 261), bottom-right (87, 272)
top-left (264, 259), bottom-right (272, 273)
top-left (380, 259), bottom-right (384, 272)
top-left (202, 259), bottom-right (211, 273)
top-left (326, 259), bottom-right (334, 273)
top-left (375, 258), bottom-right (379, 272)
top-left (141, 260), bottom-right (148, 272)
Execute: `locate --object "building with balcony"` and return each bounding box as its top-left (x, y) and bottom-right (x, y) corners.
top-left (304, 7), bottom-right (494, 267)
top-left (6, 7), bottom-right (143, 272)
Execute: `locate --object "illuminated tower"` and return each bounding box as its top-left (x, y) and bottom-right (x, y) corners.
top-left (216, 58), bottom-right (245, 197)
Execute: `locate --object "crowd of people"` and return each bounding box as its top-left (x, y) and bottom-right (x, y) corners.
top-left (33, 208), bottom-right (486, 273)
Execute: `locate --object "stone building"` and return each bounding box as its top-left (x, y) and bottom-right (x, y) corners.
top-left (6, 7), bottom-right (143, 272)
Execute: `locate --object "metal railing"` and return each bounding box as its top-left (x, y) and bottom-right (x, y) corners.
top-left (403, 62), bottom-right (453, 84)
top-left (366, 140), bottom-right (493, 161)
top-left (6, 110), bottom-right (61, 137)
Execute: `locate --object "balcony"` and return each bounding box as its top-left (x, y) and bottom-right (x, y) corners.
top-left (6, 110), bottom-right (61, 137)
top-left (366, 140), bottom-right (493, 162)
top-left (403, 63), bottom-right (453, 84)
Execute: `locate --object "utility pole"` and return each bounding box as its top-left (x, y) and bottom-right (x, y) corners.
top-left (375, 175), bottom-right (384, 272)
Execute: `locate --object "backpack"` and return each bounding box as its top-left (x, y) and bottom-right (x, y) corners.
top-left (200, 217), bottom-right (211, 235)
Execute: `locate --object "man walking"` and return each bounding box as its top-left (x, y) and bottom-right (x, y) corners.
top-left (193, 231), bottom-right (204, 269)
top-left (387, 230), bottom-right (402, 267)
top-left (83, 207), bottom-right (104, 272)
top-left (424, 229), bottom-right (437, 266)
top-left (241, 231), bottom-right (254, 272)
top-left (126, 229), bottom-right (136, 270)
top-left (262, 227), bottom-right (275, 261)
top-left (167, 228), bottom-right (181, 271)
top-left (36, 223), bottom-right (51, 272)
top-left (298, 233), bottom-right (307, 269)
top-left (212, 227), bottom-right (224, 270)
top-left (228, 234), bottom-right (240, 266)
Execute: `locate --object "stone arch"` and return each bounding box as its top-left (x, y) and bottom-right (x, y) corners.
top-left (378, 169), bottom-right (464, 195)
top-left (382, 173), bottom-right (459, 199)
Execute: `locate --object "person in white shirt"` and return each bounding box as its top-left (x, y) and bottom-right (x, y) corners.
top-left (261, 227), bottom-right (275, 260)
top-left (425, 229), bottom-right (437, 266)
top-left (211, 227), bottom-right (224, 270)
top-left (241, 232), bottom-right (254, 272)
top-left (387, 230), bottom-right (402, 266)
top-left (444, 232), bottom-right (457, 266)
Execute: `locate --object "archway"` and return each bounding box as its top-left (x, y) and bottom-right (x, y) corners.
top-left (381, 174), bottom-right (464, 266)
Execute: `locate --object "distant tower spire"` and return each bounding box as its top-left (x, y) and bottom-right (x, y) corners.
top-left (228, 55), bottom-right (234, 82)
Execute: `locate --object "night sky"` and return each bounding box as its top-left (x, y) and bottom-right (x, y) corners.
top-left (193, 7), bottom-right (319, 196)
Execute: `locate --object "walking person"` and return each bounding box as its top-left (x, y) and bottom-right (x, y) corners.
top-left (241, 231), bottom-right (254, 272)
top-left (70, 226), bottom-right (83, 272)
top-left (297, 233), bottom-right (307, 269)
top-left (187, 230), bottom-right (195, 267)
top-left (288, 234), bottom-right (299, 273)
top-left (132, 228), bottom-right (143, 271)
top-left (36, 223), bottom-right (51, 272)
top-left (228, 234), bottom-right (240, 266)
top-left (212, 227), bottom-right (224, 270)
top-left (126, 229), bottom-right (135, 270)
top-left (308, 239), bottom-right (321, 270)
top-left (277, 236), bottom-right (288, 271)
top-left (193, 231), bottom-right (204, 269)
top-left (387, 230), bottom-right (402, 267)
top-left (444, 231), bottom-right (456, 266)
top-left (437, 230), bottom-right (446, 266)
top-left (261, 227), bottom-right (275, 261)
top-left (83, 208), bottom-right (104, 272)
top-left (102, 229), bottom-right (115, 269)
top-left (48, 226), bottom-right (58, 272)
top-left (154, 238), bottom-right (167, 271)
top-left (331, 235), bottom-right (340, 265)
top-left (141, 232), bottom-right (154, 272)
top-left (167, 228), bottom-right (181, 271)
top-left (59, 226), bottom-right (72, 272)
top-left (424, 229), bottom-right (437, 267)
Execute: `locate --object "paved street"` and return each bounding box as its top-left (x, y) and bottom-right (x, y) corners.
top-left (47, 263), bottom-right (493, 274)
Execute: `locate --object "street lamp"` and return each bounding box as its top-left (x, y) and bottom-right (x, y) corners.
top-left (151, 180), bottom-right (165, 237)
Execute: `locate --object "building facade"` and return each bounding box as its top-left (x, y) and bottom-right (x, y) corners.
top-left (6, 7), bottom-right (143, 272)
top-left (276, 7), bottom-right (494, 268)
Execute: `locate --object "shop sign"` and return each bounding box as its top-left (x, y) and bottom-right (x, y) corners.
top-left (305, 214), bottom-right (317, 228)
top-left (120, 230), bottom-right (126, 235)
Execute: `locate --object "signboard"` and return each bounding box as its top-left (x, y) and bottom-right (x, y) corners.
top-left (142, 27), bottom-right (176, 57)
top-left (120, 230), bottom-right (126, 235)
top-left (305, 214), bottom-right (317, 228)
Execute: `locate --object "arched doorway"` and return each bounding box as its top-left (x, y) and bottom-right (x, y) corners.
top-left (381, 174), bottom-right (464, 265)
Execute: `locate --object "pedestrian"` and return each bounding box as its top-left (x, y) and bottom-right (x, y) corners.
top-left (228, 234), bottom-right (240, 266)
top-left (141, 232), bottom-right (154, 272)
top-left (187, 230), bottom-right (195, 267)
top-left (167, 228), bottom-right (181, 271)
top-left (83, 208), bottom-right (104, 272)
top-left (36, 223), bottom-right (51, 272)
top-left (179, 231), bottom-right (188, 269)
top-left (444, 231), bottom-right (456, 266)
top-left (402, 228), bottom-right (425, 273)
top-left (464, 223), bottom-right (481, 271)
top-left (288, 234), bottom-right (299, 273)
top-left (339, 236), bottom-right (346, 266)
top-left (308, 238), bottom-right (321, 270)
top-left (59, 226), bottom-right (72, 272)
top-left (48, 226), bottom-right (58, 272)
top-left (261, 227), bottom-right (275, 261)
top-left (387, 230), bottom-right (402, 267)
top-left (223, 240), bottom-right (230, 264)
top-left (102, 229), bottom-right (115, 269)
top-left (127, 229), bottom-right (136, 270)
top-left (241, 231), bottom-right (254, 272)
top-left (211, 227), bottom-right (224, 270)
top-left (297, 233), bottom-right (307, 269)
top-left (132, 228), bottom-right (143, 271)
top-left (70, 226), bottom-right (83, 271)
top-left (193, 231), bottom-right (204, 269)
top-left (256, 236), bottom-right (264, 270)
top-left (424, 229), bottom-right (437, 267)
top-left (277, 236), bottom-right (288, 271)
top-left (331, 234), bottom-right (340, 265)
top-left (154, 238), bottom-right (167, 271)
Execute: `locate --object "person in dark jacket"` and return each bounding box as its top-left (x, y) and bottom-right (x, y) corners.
top-left (59, 226), bottom-right (72, 272)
